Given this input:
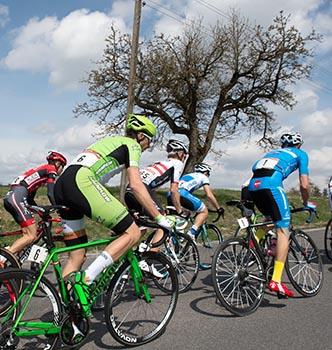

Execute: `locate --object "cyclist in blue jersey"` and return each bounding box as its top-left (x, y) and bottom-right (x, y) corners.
top-left (169, 163), bottom-right (224, 241)
top-left (248, 132), bottom-right (316, 297)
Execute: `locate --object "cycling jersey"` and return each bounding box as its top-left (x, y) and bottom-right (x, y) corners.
top-left (4, 164), bottom-right (58, 227)
top-left (11, 164), bottom-right (57, 192)
top-left (140, 158), bottom-right (184, 189)
top-left (328, 176), bottom-right (332, 211)
top-left (55, 136), bottom-right (140, 245)
top-left (178, 172), bottom-right (210, 192)
top-left (248, 147), bottom-right (309, 228)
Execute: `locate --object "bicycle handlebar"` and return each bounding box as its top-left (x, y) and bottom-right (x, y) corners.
top-left (207, 209), bottom-right (224, 223)
top-left (290, 207), bottom-right (318, 224)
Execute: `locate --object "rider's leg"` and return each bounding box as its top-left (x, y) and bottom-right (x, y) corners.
top-left (271, 227), bottom-right (290, 283)
top-left (189, 206), bottom-right (208, 237)
top-left (8, 223), bottom-right (37, 254)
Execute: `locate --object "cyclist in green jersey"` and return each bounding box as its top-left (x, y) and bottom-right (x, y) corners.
top-left (54, 114), bottom-right (173, 285)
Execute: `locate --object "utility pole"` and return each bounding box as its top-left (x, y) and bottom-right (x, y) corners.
top-left (119, 0), bottom-right (143, 201)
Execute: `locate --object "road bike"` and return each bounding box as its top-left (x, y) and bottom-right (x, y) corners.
top-left (0, 204), bottom-right (178, 349)
top-left (167, 207), bottom-right (223, 269)
top-left (211, 200), bottom-right (323, 316)
top-left (324, 217), bottom-right (332, 261)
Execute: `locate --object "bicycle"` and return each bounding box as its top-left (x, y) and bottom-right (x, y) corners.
top-left (168, 207), bottom-right (223, 270)
top-left (211, 200), bottom-right (323, 316)
top-left (324, 217), bottom-right (332, 261)
top-left (0, 204), bottom-right (179, 349)
top-left (143, 209), bottom-right (199, 293)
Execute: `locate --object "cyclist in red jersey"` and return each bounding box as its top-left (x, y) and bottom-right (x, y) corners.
top-left (3, 151), bottom-right (67, 254)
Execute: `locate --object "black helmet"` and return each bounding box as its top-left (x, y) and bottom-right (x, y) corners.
top-left (280, 132), bottom-right (303, 147)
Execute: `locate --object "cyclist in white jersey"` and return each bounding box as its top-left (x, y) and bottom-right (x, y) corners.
top-left (171, 163), bottom-right (224, 240)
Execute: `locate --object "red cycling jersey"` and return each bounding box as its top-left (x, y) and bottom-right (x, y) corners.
top-left (11, 164), bottom-right (57, 193)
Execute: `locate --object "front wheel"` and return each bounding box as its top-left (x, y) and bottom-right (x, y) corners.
top-left (104, 251), bottom-right (178, 347)
top-left (324, 218), bottom-right (332, 261)
top-left (286, 229), bottom-right (323, 297)
top-left (212, 238), bottom-right (265, 317)
top-left (196, 224), bottom-right (223, 268)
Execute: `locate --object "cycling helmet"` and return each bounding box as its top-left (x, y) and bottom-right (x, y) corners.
top-left (194, 162), bottom-right (212, 174)
top-left (280, 132), bottom-right (303, 147)
top-left (126, 114), bottom-right (157, 138)
top-left (166, 139), bottom-right (189, 154)
top-left (46, 151), bottom-right (67, 166)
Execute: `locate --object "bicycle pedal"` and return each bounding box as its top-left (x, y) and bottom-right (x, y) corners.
top-left (277, 292), bottom-right (288, 300)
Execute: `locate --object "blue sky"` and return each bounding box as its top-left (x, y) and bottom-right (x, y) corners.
top-left (0, 0), bottom-right (331, 190)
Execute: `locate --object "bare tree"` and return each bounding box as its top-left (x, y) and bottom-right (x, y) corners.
top-left (74, 11), bottom-right (320, 170)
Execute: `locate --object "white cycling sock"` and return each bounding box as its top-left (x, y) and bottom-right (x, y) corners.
top-left (85, 251), bottom-right (113, 284)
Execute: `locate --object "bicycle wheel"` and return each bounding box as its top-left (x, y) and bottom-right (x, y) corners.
top-left (0, 269), bottom-right (63, 350)
top-left (162, 232), bottom-right (199, 293)
top-left (196, 224), bottom-right (223, 268)
top-left (324, 218), bottom-right (332, 261)
top-left (105, 251), bottom-right (178, 346)
top-left (286, 229), bottom-right (323, 297)
top-left (212, 237), bottom-right (265, 317)
top-left (0, 248), bottom-right (21, 316)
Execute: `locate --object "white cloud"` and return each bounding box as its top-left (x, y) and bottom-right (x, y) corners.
top-left (1, 9), bottom-right (128, 90)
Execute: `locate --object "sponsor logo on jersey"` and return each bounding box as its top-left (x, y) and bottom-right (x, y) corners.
top-left (254, 180), bottom-right (261, 189)
top-left (25, 172), bottom-right (40, 185)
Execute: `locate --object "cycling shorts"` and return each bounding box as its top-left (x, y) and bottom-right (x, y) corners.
top-left (54, 165), bottom-right (133, 246)
top-left (249, 171), bottom-right (290, 228)
top-left (3, 186), bottom-right (35, 228)
top-left (168, 188), bottom-right (205, 213)
top-left (124, 185), bottom-right (163, 216)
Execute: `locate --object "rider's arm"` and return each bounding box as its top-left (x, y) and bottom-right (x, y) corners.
top-left (170, 182), bottom-right (182, 213)
top-left (127, 166), bottom-right (161, 219)
top-left (299, 174), bottom-right (310, 206)
top-left (203, 184), bottom-right (220, 210)
top-left (47, 182), bottom-right (56, 205)
top-left (27, 190), bottom-right (38, 206)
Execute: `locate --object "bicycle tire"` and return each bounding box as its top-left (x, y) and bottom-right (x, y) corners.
top-left (162, 231), bottom-right (199, 293)
top-left (212, 237), bottom-right (265, 317)
top-left (104, 251), bottom-right (178, 346)
top-left (324, 218), bottom-right (332, 261)
top-left (286, 229), bottom-right (323, 297)
top-left (0, 268), bottom-right (63, 350)
top-left (0, 248), bottom-right (21, 316)
top-left (196, 224), bottom-right (223, 268)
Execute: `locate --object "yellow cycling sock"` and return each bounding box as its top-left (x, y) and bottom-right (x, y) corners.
top-left (271, 260), bottom-right (284, 283)
top-left (254, 228), bottom-right (266, 242)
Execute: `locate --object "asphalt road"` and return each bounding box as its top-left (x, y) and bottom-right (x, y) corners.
top-left (74, 228), bottom-right (332, 350)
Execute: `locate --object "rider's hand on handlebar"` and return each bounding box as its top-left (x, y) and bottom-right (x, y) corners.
top-left (155, 214), bottom-right (175, 230)
top-left (304, 201), bottom-right (317, 212)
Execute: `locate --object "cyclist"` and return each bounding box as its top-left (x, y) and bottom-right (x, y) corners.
top-left (170, 162), bottom-right (224, 241)
top-left (125, 139), bottom-right (188, 254)
top-left (3, 151), bottom-right (67, 255)
top-left (54, 114), bottom-right (173, 286)
top-left (248, 132), bottom-right (316, 297)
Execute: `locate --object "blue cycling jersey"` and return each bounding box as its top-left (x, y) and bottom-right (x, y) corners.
top-left (252, 147), bottom-right (309, 179)
top-left (179, 172), bottom-right (210, 192)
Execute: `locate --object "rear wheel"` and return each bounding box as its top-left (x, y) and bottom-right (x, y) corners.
top-left (104, 251), bottom-right (178, 346)
top-left (0, 269), bottom-right (63, 349)
top-left (212, 238), bottom-right (265, 316)
top-left (324, 219), bottom-right (332, 261)
top-left (196, 224), bottom-right (223, 268)
top-left (286, 229), bottom-right (323, 297)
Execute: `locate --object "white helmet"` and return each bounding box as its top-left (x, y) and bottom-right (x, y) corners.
top-left (194, 162), bottom-right (212, 174)
top-left (166, 139), bottom-right (189, 154)
top-left (280, 132), bottom-right (303, 147)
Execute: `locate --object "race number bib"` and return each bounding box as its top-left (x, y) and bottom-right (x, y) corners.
top-left (27, 245), bottom-right (48, 264)
top-left (255, 158), bottom-right (278, 169)
top-left (70, 152), bottom-right (100, 167)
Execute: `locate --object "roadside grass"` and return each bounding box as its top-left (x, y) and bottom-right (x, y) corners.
top-left (0, 185), bottom-right (330, 247)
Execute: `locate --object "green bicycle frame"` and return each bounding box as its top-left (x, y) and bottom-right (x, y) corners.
top-left (2, 237), bottom-right (152, 338)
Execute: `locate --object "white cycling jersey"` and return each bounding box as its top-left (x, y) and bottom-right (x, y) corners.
top-left (328, 176), bottom-right (332, 211)
top-left (178, 172), bottom-right (210, 192)
top-left (140, 158), bottom-right (184, 190)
